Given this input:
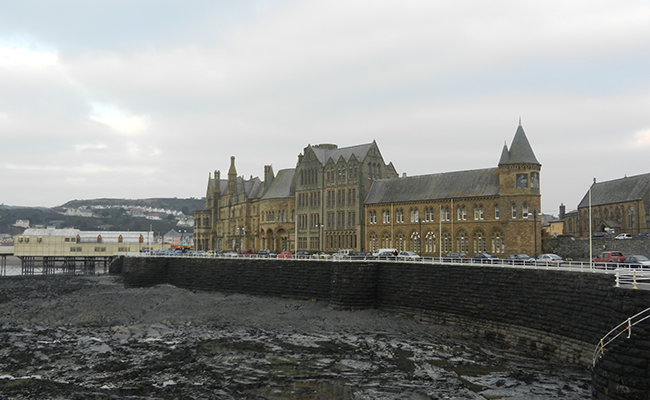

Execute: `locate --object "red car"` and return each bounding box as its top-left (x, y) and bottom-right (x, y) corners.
top-left (278, 251), bottom-right (293, 259)
top-left (593, 251), bottom-right (625, 264)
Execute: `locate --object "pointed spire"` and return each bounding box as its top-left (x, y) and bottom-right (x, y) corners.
top-left (503, 124), bottom-right (540, 165)
top-left (498, 142), bottom-right (510, 166)
top-left (228, 156), bottom-right (237, 177)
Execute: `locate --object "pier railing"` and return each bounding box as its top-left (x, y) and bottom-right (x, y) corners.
top-left (592, 306), bottom-right (650, 367)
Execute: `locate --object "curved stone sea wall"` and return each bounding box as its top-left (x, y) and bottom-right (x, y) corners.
top-left (122, 257), bottom-right (649, 399)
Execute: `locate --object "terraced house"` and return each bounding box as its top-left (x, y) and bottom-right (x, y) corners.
top-left (195, 123), bottom-right (542, 256)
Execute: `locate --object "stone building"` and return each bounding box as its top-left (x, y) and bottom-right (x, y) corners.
top-left (364, 123), bottom-right (542, 257)
top-left (194, 142), bottom-right (397, 253)
top-left (563, 173), bottom-right (650, 237)
top-left (194, 156), bottom-right (264, 252)
top-left (294, 142), bottom-right (397, 253)
top-left (195, 125), bottom-right (544, 256)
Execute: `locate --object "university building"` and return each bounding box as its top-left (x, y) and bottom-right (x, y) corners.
top-left (364, 123), bottom-right (541, 257)
top-left (195, 123), bottom-right (543, 256)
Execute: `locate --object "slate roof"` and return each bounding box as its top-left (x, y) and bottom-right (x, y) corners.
top-left (498, 125), bottom-right (540, 165)
top-left (311, 143), bottom-right (373, 166)
top-left (261, 169), bottom-right (295, 199)
top-left (365, 168), bottom-right (500, 205)
top-left (578, 173), bottom-right (650, 208)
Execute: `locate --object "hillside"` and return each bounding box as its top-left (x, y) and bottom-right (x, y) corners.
top-left (0, 198), bottom-right (205, 236)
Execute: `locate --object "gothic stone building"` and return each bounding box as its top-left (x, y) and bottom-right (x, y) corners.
top-left (194, 142), bottom-right (397, 253)
top-left (563, 173), bottom-right (650, 237)
top-left (195, 124), bottom-right (543, 256)
top-left (364, 124), bottom-right (542, 257)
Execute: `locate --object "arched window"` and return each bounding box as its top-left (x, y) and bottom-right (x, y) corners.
top-left (396, 232), bottom-right (405, 251)
top-left (494, 204), bottom-right (500, 220)
top-left (425, 231), bottom-right (436, 254)
top-left (511, 203), bottom-right (517, 219)
top-left (441, 231), bottom-right (451, 253)
top-left (491, 229), bottom-right (505, 254)
top-left (369, 232), bottom-right (378, 252)
top-left (410, 231), bottom-right (420, 253)
top-left (381, 232), bottom-right (392, 248)
top-left (473, 229), bottom-right (486, 253)
top-left (456, 230), bottom-right (468, 253)
top-left (522, 203), bottom-right (529, 218)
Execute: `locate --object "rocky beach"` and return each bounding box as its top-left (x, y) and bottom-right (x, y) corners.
top-left (0, 273), bottom-right (591, 399)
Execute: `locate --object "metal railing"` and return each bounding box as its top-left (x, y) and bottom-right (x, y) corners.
top-left (126, 252), bottom-right (650, 276)
top-left (593, 307), bottom-right (650, 367)
top-left (615, 268), bottom-right (650, 289)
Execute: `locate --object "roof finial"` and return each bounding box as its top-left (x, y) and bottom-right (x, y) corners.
top-left (518, 116), bottom-right (522, 127)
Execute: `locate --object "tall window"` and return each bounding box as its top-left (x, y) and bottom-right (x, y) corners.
top-left (495, 204), bottom-right (500, 220)
top-left (396, 232), bottom-right (405, 251)
top-left (369, 211), bottom-right (377, 224)
top-left (381, 232), bottom-right (391, 248)
top-left (457, 205), bottom-right (467, 221)
top-left (522, 203), bottom-right (529, 218)
top-left (425, 207), bottom-right (435, 222)
top-left (441, 231), bottom-right (451, 253)
top-left (410, 231), bottom-right (420, 252)
top-left (425, 231), bottom-right (436, 253)
top-left (369, 233), bottom-right (378, 252)
top-left (410, 208), bottom-right (419, 223)
top-left (511, 203), bottom-right (517, 219)
top-left (456, 230), bottom-right (468, 253)
top-left (491, 229), bottom-right (505, 254)
top-left (474, 204), bottom-right (484, 220)
top-left (441, 206), bottom-right (450, 221)
top-left (473, 229), bottom-right (486, 253)
top-left (383, 210), bottom-right (390, 224)
top-left (396, 209), bottom-right (404, 223)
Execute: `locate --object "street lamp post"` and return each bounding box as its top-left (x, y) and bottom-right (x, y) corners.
top-left (418, 217), bottom-right (422, 257)
top-left (315, 223), bottom-right (324, 252)
top-left (533, 210), bottom-right (538, 259)
top-left (237, 225), bottom-right (244, 252)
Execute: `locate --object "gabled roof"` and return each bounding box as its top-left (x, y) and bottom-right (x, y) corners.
top-left (311, 143), bottom-right (373, 166)
top-left (499, 124), bottom-right (540, 166)
top-left (261, 169), bottom-right (295, 199)
top-left (578, 173), bottom-right (650, 208)
top-left (240, 177), bottom-right (263, 200)
top-left (365, 168), bottom-right (500, 205)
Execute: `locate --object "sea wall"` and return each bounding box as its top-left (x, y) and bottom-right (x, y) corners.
top-left (122, 257), bottom-right (650, 399)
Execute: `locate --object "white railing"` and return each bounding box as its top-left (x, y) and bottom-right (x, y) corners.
top-left (126, 252), bottom-right (650, 276)
top-left (615, 268), bottom-right (650, 289)
top-left (593, 307), bottom-right (650, 367)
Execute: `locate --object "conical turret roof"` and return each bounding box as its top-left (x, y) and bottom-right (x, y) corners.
top-left (498, 124), bottom-right (540, 166)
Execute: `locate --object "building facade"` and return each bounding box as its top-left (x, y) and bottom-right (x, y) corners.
top-left (195, 124), bottom-right (544, 256)
top-left (563, 173), bottom-right (650, 237)
top-left (365, 124), bottom-right (542, 257)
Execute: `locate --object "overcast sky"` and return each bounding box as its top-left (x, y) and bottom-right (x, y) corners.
top-left (1, 0), bottom-right (648, 214)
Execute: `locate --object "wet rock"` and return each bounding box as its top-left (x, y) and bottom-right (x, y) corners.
top-left (0, 275), bottom-right (591, 399)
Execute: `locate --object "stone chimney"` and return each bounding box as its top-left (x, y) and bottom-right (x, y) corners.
top-left (559, 203), bottom-right (565, 220)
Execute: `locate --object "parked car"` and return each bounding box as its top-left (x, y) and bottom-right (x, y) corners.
top-left (238, 249), bottom-right (254, 256)
top-left (443, 252), bottom-right (467, 261)
top-left (350, 252), bottom-right (372, 260)
top-left (257, 249), bottom-right (276, 258)
top-left (397, 251), bottom-right (421, 260)
top-left (592, 231), bottom-right (612, 239)
top-left (278, 251), bottom-right (293, 259)
top-left (223, 251), bottom-right (239, 257)
top-left (536, 253), bottom-right (563, 262)
top-left (375, 251), bottom-right (397, 259)
top-left (294, 251), bottom-right (310, 258)
top-left (332, 249), bottom-right (354, 259)
top-left (593, 251), bottom-right (625, 264)
top-left (311, 251), bottom-right (331, 259)
top-left (623, 255), bottom-right (650, 268)
top-left (471, 253), bottom-right (499, 263)
top-left (637, 232), bottom-right (650, 239)
top-left (505, 254), bottom-right (534, 264)
top-left (614, 233), bottom-right (633, 240)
